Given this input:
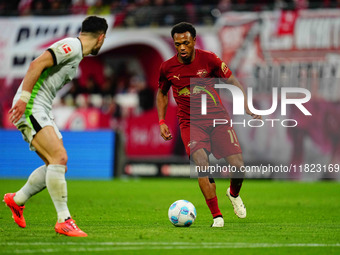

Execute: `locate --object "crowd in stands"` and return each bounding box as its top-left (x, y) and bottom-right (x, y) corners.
top-left (1, 1), bottom-right (339, 26)
top-left (53, 59), bottom-right (154, 129)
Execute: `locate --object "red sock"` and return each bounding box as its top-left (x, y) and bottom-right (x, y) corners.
top-left (230, 178), bottom-right (243, 197)
top-left (206, 196), bottom-right (222, 218)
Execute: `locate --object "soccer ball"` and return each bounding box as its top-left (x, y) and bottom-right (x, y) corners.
top-left (168, 200), bottom-right (197, 227)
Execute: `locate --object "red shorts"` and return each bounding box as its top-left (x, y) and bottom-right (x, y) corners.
top-left (180, 120), bottom-right (242, 159)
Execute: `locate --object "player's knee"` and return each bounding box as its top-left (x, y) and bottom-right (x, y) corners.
top-left (53, 148), bottom-right (68, 165)
top-left (228, 154), bottom-right (244, 169)
top-left (233, 161), bottom-right (244, 169)
top-left (192, 149), bottom-right (209, 167)
top-left (58, 152), bottom-right (68, 165)
top-left (234, 160), bottom-right (244, 169)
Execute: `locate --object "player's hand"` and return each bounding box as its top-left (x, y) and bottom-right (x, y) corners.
top-left (246, 109), bottom-right (262, 119)
top-left (160, 124), bottom-right (173, 141)
top-left (9, 99), bottom-right (27, 124)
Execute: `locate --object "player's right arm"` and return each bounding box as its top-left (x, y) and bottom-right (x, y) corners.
top-left (9, 50), bottom-right (54, 123)
top-left (157, 63), bottom-right (172, 141)
top-left (156, 89), bottom-right (172, 141)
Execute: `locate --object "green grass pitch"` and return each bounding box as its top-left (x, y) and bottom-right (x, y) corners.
top-left (0, 178), bottom-right (339, 254)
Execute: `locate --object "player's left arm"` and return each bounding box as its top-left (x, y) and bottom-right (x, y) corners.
top-left (226, 74), bottom-right (261, 119)
top-left (156, 89), bottom-right (173, 141)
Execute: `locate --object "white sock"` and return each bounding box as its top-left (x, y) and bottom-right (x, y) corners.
top-left (46, 164), bottom-right (71, 223)
top-left (14, 165), bottom-right (47, 206)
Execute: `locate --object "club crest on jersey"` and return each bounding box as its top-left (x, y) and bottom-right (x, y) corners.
top-left (61, 44), bottom-right (72, 54)
top-left (196, 69), bottom-right (208, 78)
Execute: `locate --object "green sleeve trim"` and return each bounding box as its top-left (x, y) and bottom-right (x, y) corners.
top-left (24, 68), bottom-right (51, 128)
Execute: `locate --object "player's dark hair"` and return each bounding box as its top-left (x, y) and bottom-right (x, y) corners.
top-left (81, 16), bottom-right (108, 35)
top-left (171, 22), bottom-right (196, 39)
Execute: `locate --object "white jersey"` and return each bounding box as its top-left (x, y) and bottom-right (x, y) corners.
top-left (13, 37), bottom-right (83, 116)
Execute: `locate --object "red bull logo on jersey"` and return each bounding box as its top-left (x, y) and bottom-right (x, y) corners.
top-left (178, 86), bottom-right (218, 107)
top-left (194, 86), bottom-right (218, 106)
top-left (178, 87), bottom-right (191, 96)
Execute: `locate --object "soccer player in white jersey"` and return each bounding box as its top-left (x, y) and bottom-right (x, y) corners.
top-left (3, 16), bottom-right (108, 237)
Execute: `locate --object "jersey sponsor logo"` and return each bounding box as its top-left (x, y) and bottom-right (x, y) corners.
top-left (196, 69), bottom-right (208, 78)
top-left (193, 85), bottom-right (205, 94)
top-left (177, 86), bottom-right (218, 106)
top-left (61, 44), bottom-right (72, 54)
top-left (178, 87), bottom-right (190, 96)
top-left (221, 62), bottom-right (229, 75)
top-left (194, 86), bottom-right (218, 106)
top-left (173, 74), bottom-right (181, 80)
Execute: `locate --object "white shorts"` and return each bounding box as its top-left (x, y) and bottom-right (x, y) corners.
top-left (15, 111), bottom-right (62, 151)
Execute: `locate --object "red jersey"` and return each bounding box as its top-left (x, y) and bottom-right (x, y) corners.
top-left (159, 49), bottom-right (232, 123)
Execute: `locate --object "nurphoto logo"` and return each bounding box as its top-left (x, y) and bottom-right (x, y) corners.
top-left (200, 84), bottom-right (312, 128)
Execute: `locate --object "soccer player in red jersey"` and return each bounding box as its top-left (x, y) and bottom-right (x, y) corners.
top-left (157, 22), bottom-right (261, 227)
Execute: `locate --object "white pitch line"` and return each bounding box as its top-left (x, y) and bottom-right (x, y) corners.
top-left (0, 242), bottom-right (339, 254)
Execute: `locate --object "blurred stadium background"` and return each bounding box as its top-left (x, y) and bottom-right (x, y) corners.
top-left (0, 0), bottom-right (339, 181)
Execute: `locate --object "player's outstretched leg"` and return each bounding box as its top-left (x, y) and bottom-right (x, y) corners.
top-left (3, 193), bottom-right (26, 228)
top-left (226, 187), bottom-right (246, 218)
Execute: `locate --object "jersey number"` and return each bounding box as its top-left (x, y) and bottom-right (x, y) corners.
top-left (227, 130), bottom-right (238, 144)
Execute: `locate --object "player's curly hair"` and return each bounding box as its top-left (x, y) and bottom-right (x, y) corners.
top-left (81, 16), bottom-right (108, 35)
top-left (171, 22), bottom-right (196, 39)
